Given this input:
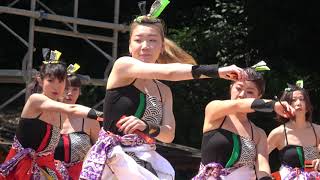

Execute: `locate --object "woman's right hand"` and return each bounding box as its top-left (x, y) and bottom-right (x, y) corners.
top-left (218, 65), bottom-right (247, 81)
top-left (274, 101), bottom-right (295, 118)
top-left (116, 115), bottom-right (147, 134)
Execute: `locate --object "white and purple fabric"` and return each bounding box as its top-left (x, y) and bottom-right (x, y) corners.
top-left (280, 165), bottom-right (320, 180)
top-left (80, 128), bottom-right (174, 180)
top-left (192, 163), bottom-right (256, 180)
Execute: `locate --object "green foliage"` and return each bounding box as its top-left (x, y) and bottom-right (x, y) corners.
top-left (169, 0), bottom-right (253, 66)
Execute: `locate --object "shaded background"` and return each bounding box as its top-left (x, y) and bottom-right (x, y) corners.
top-left (1, 0), bottom-right (320, 179)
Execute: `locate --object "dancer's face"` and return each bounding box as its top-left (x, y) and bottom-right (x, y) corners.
top-left (63, 86), bottom-right (80, 104)
top-left (41, 76), bottom-right (66, 100)
top-left (230, 81), bottom-right (261, 100)
top-left (129, 24), bottom-right (164, 63)
top-left (291, 90), bottom-right (307, 114)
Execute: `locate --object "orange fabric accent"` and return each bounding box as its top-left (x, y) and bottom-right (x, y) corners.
top-left (3, 148), bottom-right (63, 180)
top-left (272, 171), bottom-right (281, 180)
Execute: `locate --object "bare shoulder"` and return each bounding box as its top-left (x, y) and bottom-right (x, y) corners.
top-left (28, 93), bottom-right (47, 101)
top-left (266, 124), bottom-right (285, 147)
top-left (268, 125), bottom-right (284, 137)
top-left (312, 123), bottom-right (320, 137)
top-left (27, 93), bottom-right (50, 105)
top-left (113, 56), bottom-right (139, 68)
top-left (206, 100), bottom-right (222, 107)
top-left (312, 123), bottom-right (320, 130)
top-left (251, 124), bottom-right (267, 142)
top-left (205, 100), bottom-right (224, 111)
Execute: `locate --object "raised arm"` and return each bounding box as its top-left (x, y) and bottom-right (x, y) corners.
top-left (205, 98), bottom-right (257, 123)
top-left (23, 94), bottom-right (102, 120)
top-left (205, 98), bottom-right (295, 124)
top-left (107, 57), bottom-right (246, 88)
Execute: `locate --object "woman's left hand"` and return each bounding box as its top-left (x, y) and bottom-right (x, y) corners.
top-left (274, 101), bottom-right (295, 118)
top-left (116, 115), bottom-right (147, 134)
top-left (312, 159), bottom-right (320, 171)
top-left (218, 64), bottom-right (248, 81)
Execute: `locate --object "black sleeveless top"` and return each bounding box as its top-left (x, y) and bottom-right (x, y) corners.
top-left (54, 118), bottom-right (92, 163)
top-left (16, 115), bottom-right (60, 152)
top-left (201, 117), bottom-right (256, 168)
top-left (279, 123), bottom-right (320, 168)
top-left (103, 80), bottom-right (163, 135)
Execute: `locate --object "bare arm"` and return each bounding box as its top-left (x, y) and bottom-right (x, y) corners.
top-left (113, 57), bottom-right (194, 81)
top-left (24, 94), bottom-right (92, 118)
top-left (107, 57), bottom-right (245, 89)
top-left (255, 128), bottom-right (272, 179)
top-left (87, 118), bottom-right (100, 143)
top-left (205, 98), bottom-right (256, 123)
top-left (205, 99), bottom-right (293, 124)
top-left (155, 85), bottom-right (175, 143)
top-left (267, 127), bottom-right (282, 154)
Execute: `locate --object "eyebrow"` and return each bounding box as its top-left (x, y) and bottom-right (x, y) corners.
top-left (246, 87), bottom-right (257, 90)
top-left (134, 34), bottom-right (159, 37)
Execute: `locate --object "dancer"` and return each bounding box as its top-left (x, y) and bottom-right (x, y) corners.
top-left (80, 0), bottom-right (247, 179)
top-left (268, 80), bottom-right (320, 180)
top-left (54, 63), bottom-right (100, 179)
top-left (0, 49), bottom-right (103, 180)
top-left (193, 62), bottom-right (295, 180)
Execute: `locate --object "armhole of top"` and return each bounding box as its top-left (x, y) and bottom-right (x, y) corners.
top-left (283, 124), bottom-right (289, 145)
top-left (59, 113), bottom-right (62, 129)
top-left (82, 118), bottom-right (85, 132)
top-left (310, 123), bottom-right (318, 146)
top-left (153, 80), bottom-right (163, 102)
top-left (129, 79), bottom-right (137, 86)
top-left (219, 116), bottom-right (227, 129)
top-left (249, 121), bottom-right (254, 142)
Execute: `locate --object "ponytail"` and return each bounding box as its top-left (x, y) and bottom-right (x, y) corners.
top-left (157, 38), bottom-right (197, 65)
top-left (27, 75), bottom-right (42, 94)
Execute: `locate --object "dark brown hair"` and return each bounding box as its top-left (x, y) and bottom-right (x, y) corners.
top-left (67, 74), bottom-right (82, 88)
top-left (231, 67), bottom-right (266, 96)
top-left (277, 88), bottom-right (313, 123)
top-left (29, 62), bottom-right (67, 94)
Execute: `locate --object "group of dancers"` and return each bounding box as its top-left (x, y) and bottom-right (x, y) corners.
top-left (1, 0), bottom-right (320, 179)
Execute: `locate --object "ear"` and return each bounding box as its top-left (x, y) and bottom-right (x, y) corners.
top-left (129, 44), bottom-right (132, 55)
top-left (36, 76), bottom-right (43, 87)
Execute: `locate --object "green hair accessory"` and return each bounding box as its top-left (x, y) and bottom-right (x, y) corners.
top-left (295, 80), bottom-right (303, 88)
top-left (42, 48), bottom-right (62, 64)
top-left (149, 0), bottom-right (170, 18)
top-left (134, 0), bottom-right (170, 23)
top-left (251, 61), bottom-right (270, 72)
top-left (67, 63), bottom-right (80, 75)
top-left (284, 80), bottom-right (304, 92)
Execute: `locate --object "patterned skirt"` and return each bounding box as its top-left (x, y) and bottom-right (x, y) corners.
top-left (279, 165), bottom-right (320, 180)
top-left (80, 128), bottom-right (174, 180)
top-left (0, 137), bottom-right (68, 180)
top-left (192, 162), bottom-right (256, 180)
